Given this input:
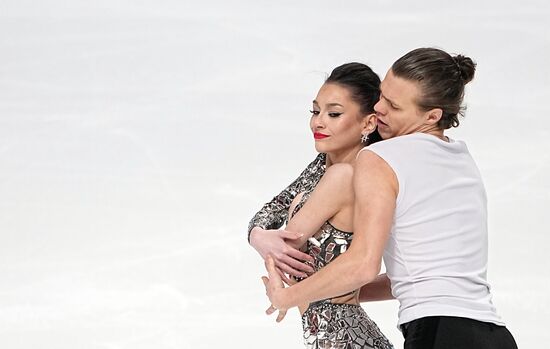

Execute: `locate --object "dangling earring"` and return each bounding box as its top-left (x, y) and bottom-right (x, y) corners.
top-left (361, 133), bottom-right (369, 143)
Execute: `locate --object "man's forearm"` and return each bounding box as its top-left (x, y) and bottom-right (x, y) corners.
top-left (359, 273), bottom-right (394, 302)
top-left (279, 248), bottom-right (380, 309)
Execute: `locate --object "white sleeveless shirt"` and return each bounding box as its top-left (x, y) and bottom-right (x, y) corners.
top-left (364, 133), bottom-right (504, 328)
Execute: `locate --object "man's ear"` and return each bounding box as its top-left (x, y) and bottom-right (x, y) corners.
top-left (424, 108), bottom-right (443, 126)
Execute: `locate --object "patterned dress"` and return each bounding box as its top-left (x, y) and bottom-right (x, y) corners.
top-left (248, 153), bottom-right (327, 241)
top-left (249, 154), bottom-right (393, 349)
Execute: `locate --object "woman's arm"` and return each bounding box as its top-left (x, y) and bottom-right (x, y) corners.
top-left (284, 163), bottom-right (355, 249)
top-left (263, 150), bottom-right (398, 310)
top-left (248, 154), bottom-right (325, 277)
top-left (247, 153), bottom-right (326, 240)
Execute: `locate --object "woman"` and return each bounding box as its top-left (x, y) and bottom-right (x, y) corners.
top-left (250, 63), bottom-right (393, 348)
top-left (262, 48), bottom-right (518, 349)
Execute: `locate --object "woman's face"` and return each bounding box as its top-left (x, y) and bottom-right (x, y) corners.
top-left (373, 69), bottom-right (428, 139)
top-left (310, 83), bottom-right (372, 156)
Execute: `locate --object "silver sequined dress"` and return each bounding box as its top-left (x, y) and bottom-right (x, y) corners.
top-left (249, 154), bottom-right (393, 349)
top-left (248, 153), bottom-right (326, 240)
top-left (292, 191), bottom-right (393, 349)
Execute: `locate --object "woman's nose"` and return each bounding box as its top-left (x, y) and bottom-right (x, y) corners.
top-left (311, 114), bottom-right (325, 129)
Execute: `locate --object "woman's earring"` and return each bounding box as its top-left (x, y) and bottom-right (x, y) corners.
top-left (361, 133), bottom-right (369, 143)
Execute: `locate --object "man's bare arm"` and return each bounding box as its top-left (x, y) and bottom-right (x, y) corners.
top-left (359, 274), bottom-right (394, 302)
top-left (264, 150), bottom-right (398, 310)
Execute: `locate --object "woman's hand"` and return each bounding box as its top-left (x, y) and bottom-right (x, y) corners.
top-left (250, 227), bottom-right (314, 280)
top-left (262, 255), bottom-right (291, 322)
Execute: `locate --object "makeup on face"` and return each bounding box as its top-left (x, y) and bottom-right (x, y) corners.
top-left (313, 132), bottom-right (330, 140)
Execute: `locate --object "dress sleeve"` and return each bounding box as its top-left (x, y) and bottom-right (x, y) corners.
top-left (247, 153), bottom-right (326, 242)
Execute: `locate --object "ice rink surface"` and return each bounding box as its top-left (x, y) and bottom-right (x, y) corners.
top-left (1, 1), bottom-right (549, 348)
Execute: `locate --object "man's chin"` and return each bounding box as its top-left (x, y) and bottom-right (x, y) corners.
top-left (378, 131), bottom-right (392, 140)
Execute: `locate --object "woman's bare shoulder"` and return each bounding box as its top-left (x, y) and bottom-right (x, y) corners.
top-left (314, 163), bottom-right (354, 203)
top-left (324, 163), bottom-right (354, 178)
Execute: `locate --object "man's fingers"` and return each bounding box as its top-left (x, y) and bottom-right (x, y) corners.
top-left (266, 255), bottom-right (277, 276)
top-left (276, 309), bottom-right (287, 322)
top-left (266, 255), bottom-right (285, 287)
top-left (275, 267), bottom-right (290, 284)
top-left (261, 276), bottom-right (269, 287)
top-left (265, 302), bottom-right (287, 322)
top-left (265, 304), bottom-right (276, 315)
top-left (277, 269), bottom-right (292, 285)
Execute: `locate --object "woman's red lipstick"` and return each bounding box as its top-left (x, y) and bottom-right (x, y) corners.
top-left (314, 132), bottom-right (329, 139)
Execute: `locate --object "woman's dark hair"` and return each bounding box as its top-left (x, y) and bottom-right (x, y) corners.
top-left (391, 48), bottom-right (476, 129)
top-left (325, 62), bottom-right (382, 145)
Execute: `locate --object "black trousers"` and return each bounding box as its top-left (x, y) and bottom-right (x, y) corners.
top-left (401, 316), bottom-right (518, 349)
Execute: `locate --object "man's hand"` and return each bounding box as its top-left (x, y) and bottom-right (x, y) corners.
top-left (265, 304), bottom-right (287, 323)
top-left (261, 255), bottom-right (291, 321)
top-left (250, 227), bottom-right (314, 279)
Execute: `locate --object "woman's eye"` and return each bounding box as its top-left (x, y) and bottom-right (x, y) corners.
top-left (309, 110), bottom-right (320, 116)
top-left (328, 112), bottom-right (342, 118)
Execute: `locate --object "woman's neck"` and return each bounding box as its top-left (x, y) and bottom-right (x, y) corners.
top-left (325, 144), bottom-right (364, 167)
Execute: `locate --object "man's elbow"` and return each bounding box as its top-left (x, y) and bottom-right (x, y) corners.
top-left (350, 255), bottom-right (381, 286)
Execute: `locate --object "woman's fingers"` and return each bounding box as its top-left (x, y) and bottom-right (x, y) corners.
top-left (287, 248), bottom-right (315, 264)
top-left (281, 254), bottom-right (313, 275)
top-left (275, 260), bottom-right (308, 278)
top-left (286, 247), bottom-right (315, 266)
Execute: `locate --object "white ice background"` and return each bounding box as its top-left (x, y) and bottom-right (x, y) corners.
top-left (0, 1), bottom-right (549, 348)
